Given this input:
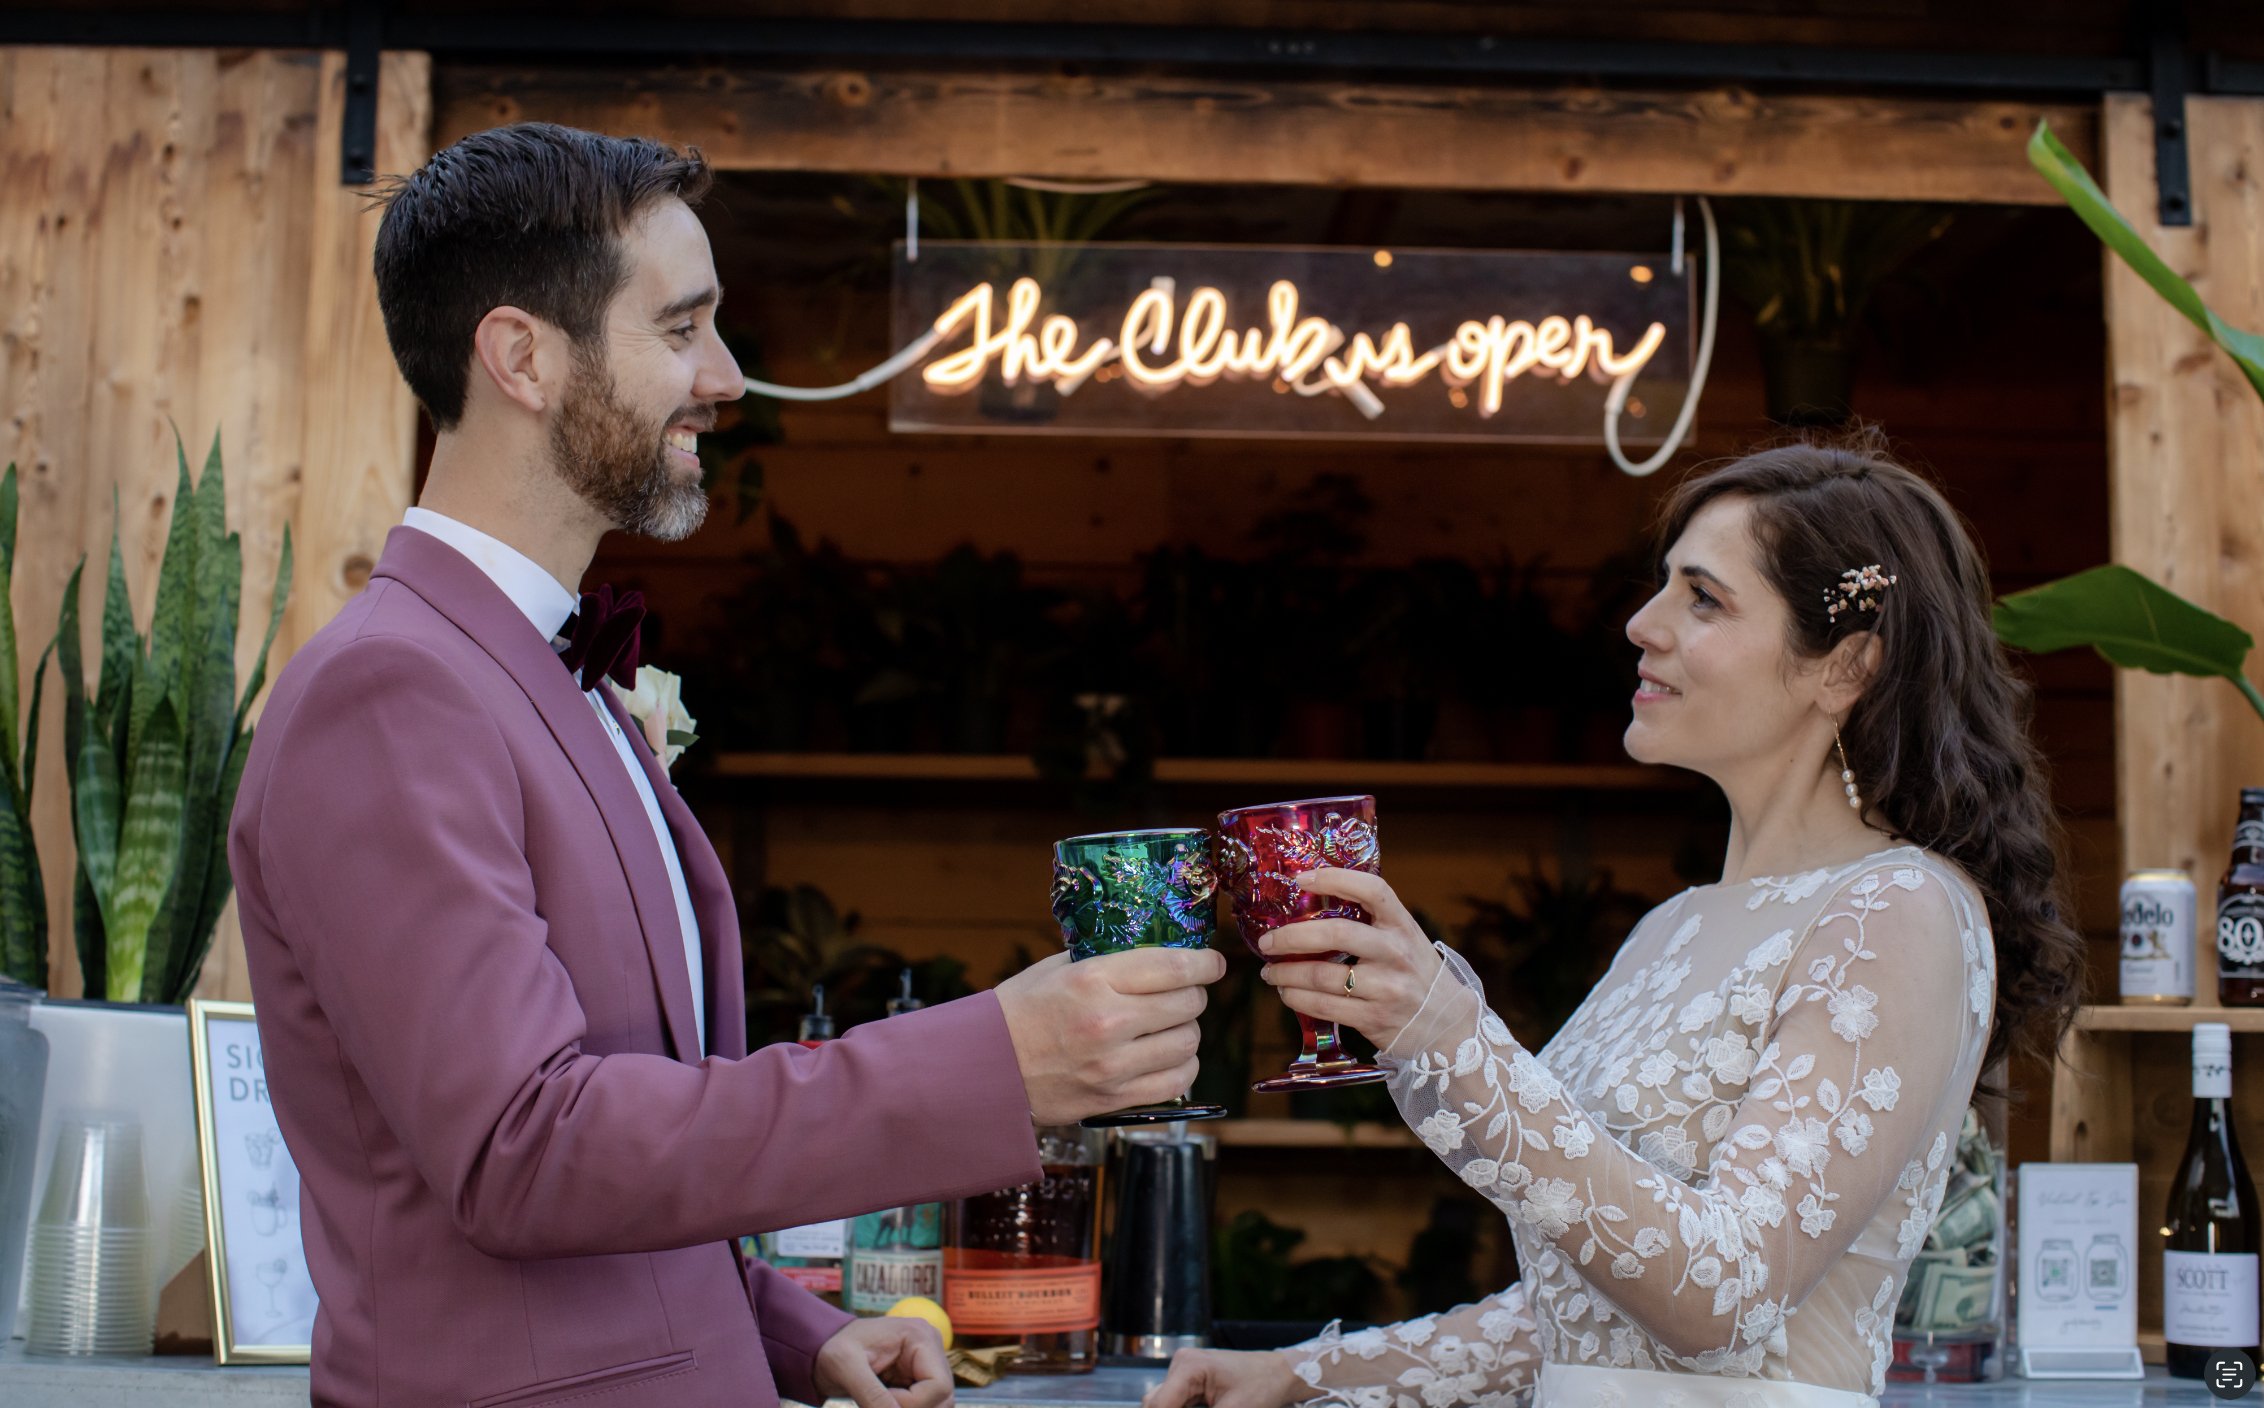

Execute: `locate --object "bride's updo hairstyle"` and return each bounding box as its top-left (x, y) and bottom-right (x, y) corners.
top-left (1654, 428), bottom-right (2084, 1079)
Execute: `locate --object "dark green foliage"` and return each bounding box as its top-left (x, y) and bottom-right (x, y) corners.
top-left (1212, 1210), bottom-right (1386, 1324)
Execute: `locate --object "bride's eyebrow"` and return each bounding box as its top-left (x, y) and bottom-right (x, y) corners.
top-left (1677, 564), bottom-right (1737, 598)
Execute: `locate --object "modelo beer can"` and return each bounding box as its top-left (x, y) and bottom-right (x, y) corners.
top-left (2121, 869), bottom-right (2196, 1005)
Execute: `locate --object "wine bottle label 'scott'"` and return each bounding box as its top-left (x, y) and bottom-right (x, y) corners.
top-left (2164, 1251), bottom-right (2260, 1347)
top-left (2219, 895), bottom-right (2264, 975)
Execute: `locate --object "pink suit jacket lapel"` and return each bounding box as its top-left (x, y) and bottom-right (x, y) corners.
top-left (596, 683), bottom-right (748, 1062)
top-left (370, 526), bottom-right (706, 1062)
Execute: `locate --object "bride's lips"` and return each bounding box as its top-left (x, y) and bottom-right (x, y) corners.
top-left (1632, 668), bottom-right (1682, 706)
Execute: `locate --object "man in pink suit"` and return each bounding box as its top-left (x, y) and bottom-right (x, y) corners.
top-left (227, 124), bottom-right (1221, 1408)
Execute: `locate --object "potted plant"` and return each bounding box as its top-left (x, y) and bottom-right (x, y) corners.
top-left (1718, 199), bottom-right (1954, 425)
top-left (54, 433), bottom-right (291, 1002)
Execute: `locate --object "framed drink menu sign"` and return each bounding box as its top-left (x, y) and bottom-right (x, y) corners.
top-left (2014, 1162), bottom-right (2144, 1379)
top-left (188, 999), bottom-right (318, 1364)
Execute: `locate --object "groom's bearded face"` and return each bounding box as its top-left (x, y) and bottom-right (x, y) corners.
top-left (548, 336), bottom-right (713, 543)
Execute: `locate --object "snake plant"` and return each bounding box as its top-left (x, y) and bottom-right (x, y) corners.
top-left (1, 465), bottom-right (52, 990)
top-left (56, 432), bottom-right (290, 1002)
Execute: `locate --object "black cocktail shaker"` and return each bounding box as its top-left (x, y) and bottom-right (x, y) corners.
top-left (1105, 1127), bottom-right (1214, 1358)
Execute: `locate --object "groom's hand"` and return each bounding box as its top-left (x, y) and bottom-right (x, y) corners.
top-left (813, 1316), bottom-right (953, 1408)
top-left (996, 948), bottom-right (1224, 1125)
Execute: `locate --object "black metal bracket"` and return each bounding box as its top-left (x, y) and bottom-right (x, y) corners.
top-left (2148, 1), bottom-right (2193, 227)
top-left (339, 0), bottom-right (382, 186)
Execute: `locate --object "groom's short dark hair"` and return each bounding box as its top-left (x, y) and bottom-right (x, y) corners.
top-left (373, 122), bottom-right (713, 429)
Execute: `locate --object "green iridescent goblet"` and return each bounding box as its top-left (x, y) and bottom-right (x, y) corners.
top-left (1050, 828), bottom-right (1231, 1129)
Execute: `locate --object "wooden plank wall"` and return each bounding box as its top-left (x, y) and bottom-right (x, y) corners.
top-left (2105, 94), bottom-right (2264, 965)
top-left (438, 64), bottom-right (2097, 207)
top-left (0, 47), bottom-right (431, 1001)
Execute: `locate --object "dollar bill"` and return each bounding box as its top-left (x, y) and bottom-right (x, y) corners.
top-left (1917, 1262), bottom-right (1999, 1334)
top-left (1927, 1176), bottom-right (2000, 1254)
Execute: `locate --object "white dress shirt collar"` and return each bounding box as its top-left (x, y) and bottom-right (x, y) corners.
top-left (402, 507), bottom-right (580, 643)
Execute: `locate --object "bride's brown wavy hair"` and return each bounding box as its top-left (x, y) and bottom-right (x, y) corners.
top-left (1655, 428), bottom-right (2084, 1078)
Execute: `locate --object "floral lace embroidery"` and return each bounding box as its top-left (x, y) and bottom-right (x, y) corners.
top-left (1286, 850), bottom-right (1993, 1406)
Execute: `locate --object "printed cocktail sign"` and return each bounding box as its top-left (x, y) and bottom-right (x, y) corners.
top-left (889, 242), bottom-right (1693, 444)
top-left (2015, 1162), bottom-right (2144, 1379)
top-left (188, 999), bottom-right (317, 1364)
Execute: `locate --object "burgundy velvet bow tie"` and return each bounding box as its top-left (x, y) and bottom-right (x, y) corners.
top-left (557, 585), bottom-right (645, 690)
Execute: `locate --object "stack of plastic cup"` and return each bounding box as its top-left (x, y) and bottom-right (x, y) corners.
top-left (24, 1112), bottom-right (154, 1356)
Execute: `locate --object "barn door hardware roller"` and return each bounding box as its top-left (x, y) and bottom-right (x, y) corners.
top-left (340, 0), bottom-right (382, 186)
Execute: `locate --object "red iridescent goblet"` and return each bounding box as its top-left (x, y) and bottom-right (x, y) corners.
top-left (1214, 795), bottom-right (1389, 1092)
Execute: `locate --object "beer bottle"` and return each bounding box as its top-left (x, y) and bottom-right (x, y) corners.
top-left (2217, 789), bottom-right (2264, 1006)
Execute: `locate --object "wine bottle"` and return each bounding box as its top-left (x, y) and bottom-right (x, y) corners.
top-left (760, 987), bottom-right (847, 1307)
top-left (2164, 1022), bottom-right (2260, 1378)
top-left (846, 973), bottom-right (947, 1316)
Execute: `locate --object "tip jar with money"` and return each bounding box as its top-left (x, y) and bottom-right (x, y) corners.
top-left (1888, 1105), bottom-right (2008, 1382)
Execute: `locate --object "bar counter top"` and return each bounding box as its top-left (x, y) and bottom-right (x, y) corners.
top-left (0, 1344), bottom-right (2238, 1408)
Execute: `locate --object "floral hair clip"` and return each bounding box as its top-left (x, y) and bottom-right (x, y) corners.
top-left (1824, 565), bottom-right (1898, 622)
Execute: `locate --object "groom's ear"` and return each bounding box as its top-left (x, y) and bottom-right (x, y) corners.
top-left (467, 305), bottom-right (564, 418)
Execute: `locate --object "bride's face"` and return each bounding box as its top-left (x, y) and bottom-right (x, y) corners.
top-left (1622, 495), bottom-right (1827, 776)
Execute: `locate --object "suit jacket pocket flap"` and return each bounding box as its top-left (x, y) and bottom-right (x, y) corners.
top-left (469, 1350), bottom-right (697, 1408)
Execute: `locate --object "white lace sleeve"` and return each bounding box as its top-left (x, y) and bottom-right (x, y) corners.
top-left (1380, 863), bottom-right (1987, 1369)
top-left (1282, 1283), bottom-right (1540, 1408)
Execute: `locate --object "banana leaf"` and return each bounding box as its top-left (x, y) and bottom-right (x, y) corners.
top-left (2029, 122), bottom-right (2264, 405)
top-left (1993, 564), bottom-right (2264, 721)
top-left (109, 693), bottom-right (183, 1001)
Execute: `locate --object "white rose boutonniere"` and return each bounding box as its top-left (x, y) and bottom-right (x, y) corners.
top-left (622, 665), bottom-right (699, 770)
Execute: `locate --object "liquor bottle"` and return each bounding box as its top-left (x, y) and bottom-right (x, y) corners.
top-left (845, 974), bottom-right (946, 1316)
top-left (2217, 790), bottom-right (2264, 1006)
top-left (2164, 1022), bottom-right (2260, 1378)
top-left (759, 987), bottom-right (847, 1307)
top-left (945, 1125), bottom-right (1105, 1374)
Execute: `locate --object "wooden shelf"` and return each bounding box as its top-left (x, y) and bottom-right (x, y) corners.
top-left (1212, 1119), bottom-right (1418, 1150)
top-left (708, 753), bottom-right (1691, 792)
top-left (2071, 1004), bottom-right (2264, 1033)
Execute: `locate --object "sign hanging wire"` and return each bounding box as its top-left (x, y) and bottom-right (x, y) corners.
top-left (1605, 195), bottom-right (1717, 478)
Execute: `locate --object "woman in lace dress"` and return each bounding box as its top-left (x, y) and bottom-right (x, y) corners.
top-left (1153, 440), bottom-right (2084, 1408)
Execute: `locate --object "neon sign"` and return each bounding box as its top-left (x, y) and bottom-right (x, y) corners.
top-left (889, 243), bottom-right (1692, 444)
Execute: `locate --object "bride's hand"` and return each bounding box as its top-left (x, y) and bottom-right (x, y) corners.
top-left (1257, 867), bottom-right (1444, 1049)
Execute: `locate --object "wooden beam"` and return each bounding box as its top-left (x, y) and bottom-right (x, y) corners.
top-left (436, 64), bottom-right (2096, 204)
top-left (2105, 93), bottom-right (2264, 977)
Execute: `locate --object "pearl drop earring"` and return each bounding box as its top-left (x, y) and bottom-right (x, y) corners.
top-left (1835, 726), bottom-right (1861, 812)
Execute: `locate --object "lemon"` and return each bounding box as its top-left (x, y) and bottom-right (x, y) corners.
top-left (885, 1295), bottom-right (953, 1348)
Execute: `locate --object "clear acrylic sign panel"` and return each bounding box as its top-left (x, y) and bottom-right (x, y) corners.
top-left (888, 241), bottom-right (1694, 444)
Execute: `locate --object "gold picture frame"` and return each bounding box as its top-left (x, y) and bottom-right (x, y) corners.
top-left (187, 998), bottom-right (316, 1364)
